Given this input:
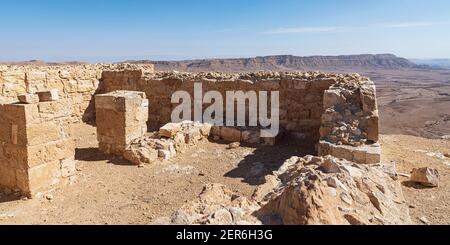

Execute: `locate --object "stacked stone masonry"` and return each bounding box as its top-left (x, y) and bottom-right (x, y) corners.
top-left (0, 93), bottom-right (75, 196)
top-left (1, 65), bottom-right (380, 196)
top-left (95, 91), bottom-right (149, 155)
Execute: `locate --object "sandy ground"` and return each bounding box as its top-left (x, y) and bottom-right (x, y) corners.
top-left (381, 135), bottom-right (450, 225)
top-left (0, 123), bottom-right (448, 224)
top-left (0, 124), bottom-right (313, 224)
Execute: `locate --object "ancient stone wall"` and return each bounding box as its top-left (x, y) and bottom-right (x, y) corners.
top-left (2, 64), bottom-right (380, 165)
top-left (0, 64), bottom-right (154, 122)
top-left (100, 71), bottom-right (344, 142)
top-left (0, 98), bottom-right (75, 196)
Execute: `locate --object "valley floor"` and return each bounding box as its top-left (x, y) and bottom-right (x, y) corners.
top-left (0, 124), bottom-right (449, 225)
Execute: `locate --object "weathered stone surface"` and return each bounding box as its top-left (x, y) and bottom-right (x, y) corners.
top-left (254, 155), bottom-right (411, 225)
top-left (318, 140), bottom-right (381, 164)
top-left (124, 121), bottom-right (210, 165)
top-left (37, 89), bottom-right (60, 102)
top-left (18, 93), bottom-right (39, 104)
top-left (95, 91), bottom-right (149, 155)
top-left (159, 123), bottom-right (181, 139)
top-left (0, 99), bottom-right (75, 197)
top-left (161, 156), bottom-right (411, 225)
top-left (410, 167), bottom-right (440, 187)
top-left (153, 184), bottom-right (261, 225)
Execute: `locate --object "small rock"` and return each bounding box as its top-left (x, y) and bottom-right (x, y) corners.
top-left (419, 216), bottom-right (429, 225)
top-left (444, 153), bottom-right (450, 158)
top-left (45, 194), bottom-right (54, 201)
top-left (320, 158), bottom-right (341, 173)
top-left (410, 167), bottom-right (439, 187)
top-left (228, 142), bottom-right (241, 149)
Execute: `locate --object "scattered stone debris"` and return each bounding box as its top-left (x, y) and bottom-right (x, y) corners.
top-left (152, 184), bottom-right (262, 225)
top-left (123, 121), bottom-right (211, 165)
top-left (160, 155), bottom-right (412, 225)
top-left (410, 167), bottom-right (440, 187)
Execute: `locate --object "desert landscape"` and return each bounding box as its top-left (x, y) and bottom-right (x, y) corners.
top-left (0, 54), bottom-right (449, 225)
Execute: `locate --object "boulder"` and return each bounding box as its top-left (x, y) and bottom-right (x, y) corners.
top-left (410, 167), bottom-right (439, 187)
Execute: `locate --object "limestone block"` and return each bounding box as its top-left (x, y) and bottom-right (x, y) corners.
top-left (323, 89), bottom-right (345, 109)
top-left (365, 115), bottom-right (379, 143)
top-left (18, 94), bottom-right (39, 104)
top-left (220, 127), bottom-right (241, 142)
top-left (318, 140), bottom-right (381, 164)
top-left (37, 89), bottom-right (60, 102)
top-left (60, 157), bottom-right (76, 178)
top-left (160, 123), bottom-right (181, 138)
top-left (95, 91), bottom-right (149, 155)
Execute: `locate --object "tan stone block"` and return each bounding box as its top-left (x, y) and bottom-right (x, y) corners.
top-left (331, 145), bottom-right (354, 162)
top-left (24, 122), bottom-right (62, 146)
top-left (27, 139), bottom-right (75, 168)
top-left (27, 160), bottom-right (61, 195)
top-left (220, 127), bottom-right (241, 142)
top-left (60, 157), bottom-right (76, 178)
top-left (353, 150), bottom-right (366, 164)
top-left (0, 164), bottom-right (17, 189)
top-left (18, 94), bottom-right (39, 104)
top-left (37, 89), bottom-right (60, 102)
top-left (160, 123), bottom-right (181, 138)
top-left (366, 115), bottom-right (379, 143)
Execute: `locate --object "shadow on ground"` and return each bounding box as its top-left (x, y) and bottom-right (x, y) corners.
top-left (75, 147), bottom-right (131, 166)
top-left (224, 135), bottom-right (316, 186)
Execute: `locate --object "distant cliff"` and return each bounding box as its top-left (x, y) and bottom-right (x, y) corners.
top-left (126, 54), bottom-right (420, 72)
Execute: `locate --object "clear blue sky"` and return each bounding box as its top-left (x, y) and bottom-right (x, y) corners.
top-left (1, 0), bottom-right (449, 62)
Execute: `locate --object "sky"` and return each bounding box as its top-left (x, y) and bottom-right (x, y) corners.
top-left (0, 0), bottom-right (450, 62)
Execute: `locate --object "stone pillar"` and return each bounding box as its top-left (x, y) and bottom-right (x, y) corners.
top-left (95, 91), bottom-right (149, 155)
top-left (0, 95), bottom-right (75, 197)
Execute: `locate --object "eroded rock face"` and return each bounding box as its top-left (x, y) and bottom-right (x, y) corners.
top-left (254, 155), bottom-right (411, 225)
top-left (160, 156), bottom-right (411, 225)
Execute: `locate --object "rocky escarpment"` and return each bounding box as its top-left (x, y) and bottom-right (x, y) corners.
top-left (128, 54), bottom-right (419, 72)
top-left (157, 155), bottom-right (411, 225)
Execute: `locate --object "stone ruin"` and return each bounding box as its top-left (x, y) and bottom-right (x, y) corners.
top-left (0, 64), bottom-right (409, 225)
top-left (0, 90), bottom-right (75, 197)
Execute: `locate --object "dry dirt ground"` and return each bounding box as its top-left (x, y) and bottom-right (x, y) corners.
top-left (0, 124), bottom-right (313, 224)
top-left (381, 135), bottom-right (450, 225)
top-left (1, 124), bottom-right (449, 224)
